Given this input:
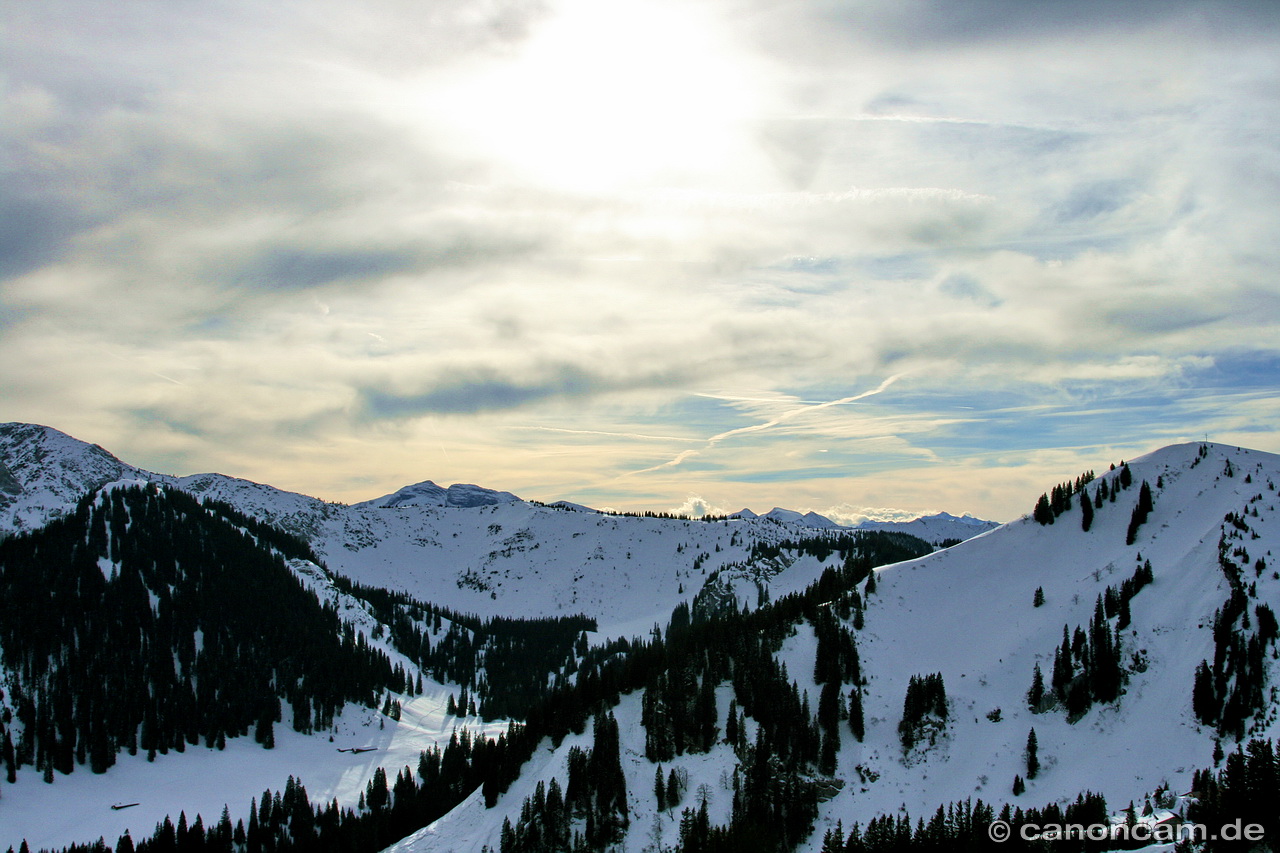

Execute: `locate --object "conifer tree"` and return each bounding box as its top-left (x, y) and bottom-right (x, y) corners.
top-left (724, 700), bottom-right (739, 748)
top-left (849, 687), bottom-right (865, 742)
top-left (1026, 728), bottom-right (1039, 780)
top-left (1080, 491), bottom-right (1094, 532)
top-left (1126, 481), bottom-right (1154, 545)
top-left (1117, 592), bottom-right (1132, 631)
top-left (1193, 660), bottom-right (1218, 725)
top-left (1033, 494), bottom-right (1054, 525)
top-left (1027, 663), bottom-right (1046, 712)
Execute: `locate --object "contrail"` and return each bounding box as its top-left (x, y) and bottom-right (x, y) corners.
top-left (628, 374), bottom-right (905, 475)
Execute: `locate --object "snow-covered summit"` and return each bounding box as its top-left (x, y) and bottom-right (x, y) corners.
top-left (0, 422), bottom-right (141, 531)
top-left (358, 480), bottom-right (521, 509)
top-left (547, 499), bottom-right (598, 513)
top-left (759, 507), bottom-right (844, 528)
top-left (854, 509), bottom-right (1000, 544)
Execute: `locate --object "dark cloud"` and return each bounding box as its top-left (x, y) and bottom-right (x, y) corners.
top-left (358, 363), bottom-right (689, 418)
top-left (230, 247), bottom-right (421, 291)
top-left (4, 0), bottom-right (553, 90)
top-left (0, 304), bottom-right (30, 333)
top-left (814, 0), bottom-right (1280, 47)
top-left (362, 377), bottom-right (582, 417)
top-left (123, 408), bottom-right (209, 440)
top-left (1103, 300), bottom-right (1231, 335)
top-left (1199, 352), bottom-right (1280, 390)
top-left (220, 230), bottom-right (542, 292)
top-left (0, 189), bottom-right (88, 280)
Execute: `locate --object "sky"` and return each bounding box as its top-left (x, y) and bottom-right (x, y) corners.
top-left (2, 0), bottom-right (1279, 523)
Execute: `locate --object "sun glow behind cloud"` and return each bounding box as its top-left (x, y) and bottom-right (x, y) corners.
top-left (412, 0), bottom-right (763, 193)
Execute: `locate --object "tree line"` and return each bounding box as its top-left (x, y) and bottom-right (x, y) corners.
top-left (0, 485), bottom-right (407, 784)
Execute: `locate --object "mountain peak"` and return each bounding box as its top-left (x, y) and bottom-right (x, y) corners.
top-left (360, 480), bottom-right (521, 509)
top-left (0, 422), bottom-right (137, 529)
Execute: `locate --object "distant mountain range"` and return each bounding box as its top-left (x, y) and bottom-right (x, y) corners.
top-left (732, 505), bottom-right (997, 543)
top-left (0, 422), bottom-right (995, 542)
top-left (0, 422), bottom-right (993, 646)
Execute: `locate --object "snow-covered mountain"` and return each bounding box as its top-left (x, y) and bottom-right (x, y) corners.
top-left (730, 505), bottom-right (1000, 543)
top-left (854, 510), bottom-right (1000, 544)
top-left (357, 480), bottom-right (522, 509)
top-left (0, 423), bottom-right (940, 851)
top-left (760, 507), bottom-right (845, 528)
top-left (384, 441), bottom-right (1280, 853)
top-left (0, 423), bottom-right (962, 637)
top-left (7, 422), bottom-right (1275, 853)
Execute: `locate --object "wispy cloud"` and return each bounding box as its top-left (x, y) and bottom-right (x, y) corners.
top-left (629, 375), bottom-right (906, 475)
top-left (1, 0), bottom-right (1277, 520)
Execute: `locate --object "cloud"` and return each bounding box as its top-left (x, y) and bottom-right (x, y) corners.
top-left (821, 505), bottom-right (935, 526)
top-left (748, 0), bottom-right (1280, 62)
top-left (230, 247), bottom-right (422, 291)
top-left (628, 376), bottom-right (906, 475)
top-left (0, 0), bottom-right (1277, 523)
top-left (669, 495), bottom-right (734, 518)
top-left (357, 361), bottom-right (692, 418)
top-left (0, 189), bottom-right (88, 280)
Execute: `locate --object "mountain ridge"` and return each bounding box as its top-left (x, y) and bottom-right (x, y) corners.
top-left (0, 422), bottom-right (991, 634)
top-left (0, 421), bottom-right (992, 540)
top-left (5, 423), bottom-right (1277, 853)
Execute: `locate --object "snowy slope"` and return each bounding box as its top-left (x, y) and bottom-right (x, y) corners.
top-left (1, 685), bottom-right (509, 853)
top-left (309, 501), bottom-right (844, 638)
top-left (383, 442), bottom-right (1280, 853)
top-left (799, 443), bottom-right (1280, 848)
top-left (22, 422), bottom-right (1233, 853)
top-left (0, 551), bottom-right (508, 852)
top-left (384, 686), bottom-right (747, 853)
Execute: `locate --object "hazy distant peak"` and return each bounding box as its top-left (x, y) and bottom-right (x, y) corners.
top-left (920, 511), bottom-right (991, 526)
